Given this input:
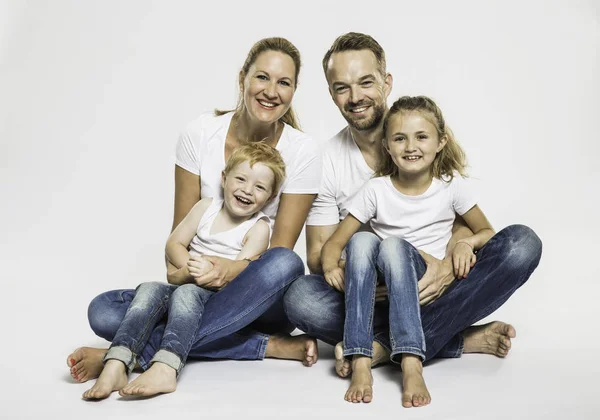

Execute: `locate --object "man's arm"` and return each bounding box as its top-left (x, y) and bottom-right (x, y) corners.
top-left (306, 224), bottom-right (339, 274)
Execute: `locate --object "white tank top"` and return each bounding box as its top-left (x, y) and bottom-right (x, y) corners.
top-left (188, 199), bottom-right (269, 259)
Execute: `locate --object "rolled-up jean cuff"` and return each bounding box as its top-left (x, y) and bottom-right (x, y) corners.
top-left (343, 346), bottom-right (374, 358)
top-left (454, 334), bottom-right (465, 358)
top-left (104, 345), bottom-right (136, 373)
top-left (150, 349), bottom-right (184, 376)
top-left (390, 346), bottom-right (426, 364)
top-left (257, 334), bottom-right (270, 360)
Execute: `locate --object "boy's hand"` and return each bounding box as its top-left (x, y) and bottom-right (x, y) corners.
top-left (187, 256), bottom-right (214, 279)
top-left (452, 241), bottom-right (476, 279)
top-left (324, 266), bottom-right (345, 292)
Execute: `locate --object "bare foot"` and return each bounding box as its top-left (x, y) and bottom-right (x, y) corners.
top-left (344, 356), bottom-right (373, 403)
top-left (67, 347), bottom-right (107, 383)
top-left (401, 355), bottom-right (431, 408)
top-left (334, 341), bottom-right (389, 378)
top-left (82, 359), bottom-right (128, 400)
top-left (462, 321), bottom-right (516, 357)
top-left (119, 362), bottom-right (176, 397)
top-left (265, 334), bottom-right (318, 367)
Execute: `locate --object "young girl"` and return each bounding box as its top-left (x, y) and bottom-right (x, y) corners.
top-left (82, 142), bottom-right (285, 400)
top-left (321, 96), bottom-right (495, 407)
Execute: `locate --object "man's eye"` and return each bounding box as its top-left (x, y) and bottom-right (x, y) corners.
top-left (336, 86), bottom-right (348, 93)
top-left (362, 81), bottom-right (373, 87)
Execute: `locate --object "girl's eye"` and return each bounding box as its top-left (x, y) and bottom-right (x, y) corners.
top-left (394, 137), bottom-right (405, 142)
top-left (418, 135), bottom-right (428, 140)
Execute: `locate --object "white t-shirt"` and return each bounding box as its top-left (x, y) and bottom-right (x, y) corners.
top-left (175, 112), bottom-right (322, 227)
top-left (189, 198), bottom-right (269, 260)
top-left (347, 175), bottom-right (478, 260)
top-left (306, 127), bottom-right (373, 226)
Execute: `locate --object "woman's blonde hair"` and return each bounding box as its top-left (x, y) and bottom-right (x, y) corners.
top-left (377, 95), bottom-right (467, 181)
top-left (215, 37), bottom-right (301, 130)
top-left (223, 142), bottom-right (286, 197)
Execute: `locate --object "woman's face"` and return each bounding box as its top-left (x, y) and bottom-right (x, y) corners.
top-left (241, 50), bottom-right (296, 126)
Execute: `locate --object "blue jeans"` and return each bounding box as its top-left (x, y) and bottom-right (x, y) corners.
top-left (105, 282), bottom-right (213, 375)
top-left (343, 233), bottom-right (426, 362)
top-left (88, 248), bottom-right (303, 370)
top-left (284, 225), bottom-right (542, 362)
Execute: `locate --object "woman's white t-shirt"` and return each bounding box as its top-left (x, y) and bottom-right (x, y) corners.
top-left (175, 112), bottom-right (322, 227)
top-left (347, 175), bottom-right (478, 260)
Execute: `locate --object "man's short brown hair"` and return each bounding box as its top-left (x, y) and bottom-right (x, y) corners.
top-left (322, 32), bottom-right (386, 78)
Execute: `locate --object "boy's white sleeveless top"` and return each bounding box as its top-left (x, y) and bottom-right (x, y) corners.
top-left (175, 111), bottom-right (322, 230)
top-left (188, 199), bottom-right (269, 260)
top-left (347, 175), bottom-right (479, 260)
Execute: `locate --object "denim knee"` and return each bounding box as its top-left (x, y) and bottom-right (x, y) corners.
top-left (87, 289), bottom-right (133, 341)
top-left (255, 247), bottom-right (305, 289)
top-left (500, 224), bottom-right (542, 279)
top-left (283, 275), bottom-right (339, 330)
top-left (378, 237), bottom-right (415, 267)
top-left (170, 283), bottom-right (213, 307)
top-left (347, 231), bottom-right (380, 253)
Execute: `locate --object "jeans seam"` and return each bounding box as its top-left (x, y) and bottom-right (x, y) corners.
top-left (390, 346), bottom-right (426, 363)
top-left (343, 347), bottom-right (374, 358)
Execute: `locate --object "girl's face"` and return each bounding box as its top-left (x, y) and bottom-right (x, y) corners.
top-left (384, 111), bottom-right (447, 177)
top-left (241, 50), bottom-right (296, 126)
top-left (221, 160), bottom-right (275, 220)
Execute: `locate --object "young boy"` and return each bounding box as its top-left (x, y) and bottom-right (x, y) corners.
top-left (83, 142), bottom-right (285, 400)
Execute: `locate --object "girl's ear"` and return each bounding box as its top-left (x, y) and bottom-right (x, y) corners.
top-left (382, 137), bottom-right (391, 152)
top-left (437, 135), bottom-right (448, 153)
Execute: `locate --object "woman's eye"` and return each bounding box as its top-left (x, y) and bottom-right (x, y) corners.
top-left (279, 80), bottom-right (291, 87)
top-left (257, 75), bottom-right (268, 80)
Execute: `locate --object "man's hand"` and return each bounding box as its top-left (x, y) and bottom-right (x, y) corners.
top-left (324, 266), bottom-right (345, 292)
top-left (189, 255), bottom-right (247, 291)
top-left (418, 251), bottom-right (455, 306)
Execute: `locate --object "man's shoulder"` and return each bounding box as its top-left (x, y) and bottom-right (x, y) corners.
top-left (323, 126), bottom-right (354, 156)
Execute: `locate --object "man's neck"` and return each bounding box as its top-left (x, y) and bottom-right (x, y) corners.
top-left (348, 124), bottom-right (385, 171)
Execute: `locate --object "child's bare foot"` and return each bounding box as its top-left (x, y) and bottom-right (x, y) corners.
top-left (400, 355), bottom-right (431, 408)
top-left (345, 356), bottom-right (373, 403)
top-left (334, 341), bottom-right (389, 378)
top-left (265, 334), bottom-right (318, 367)
top-left (67, 347), bottom-right (107, 383)
top-left (82, 359), bottom-right (128, 400)
top-left (119, 362), bottom-right (177, 397)
top-left (462, 321), bottom-right (516, 357)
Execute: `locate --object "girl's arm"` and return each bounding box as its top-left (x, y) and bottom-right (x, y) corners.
top-left (321, 214), bottom-right (362, 292)
top-left (165, 198), bottom-right (212, 285)
top-left (453, 205), bottom-right (495, 278)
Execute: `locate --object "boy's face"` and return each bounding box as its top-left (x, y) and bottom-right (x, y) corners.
top-left (221, 161), bottom-right (275, 219)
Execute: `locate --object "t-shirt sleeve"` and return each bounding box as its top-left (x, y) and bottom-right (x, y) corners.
top-left (175, 125), bottom-right (201, 175)
top-left (452, 175), bottom-right (479, 215)
top-left (346, 181), bottom-right (376, 224)
top-left (282, 136), bottom-right (322, 194)
top-left (306, 151), bottom-right (339, 226)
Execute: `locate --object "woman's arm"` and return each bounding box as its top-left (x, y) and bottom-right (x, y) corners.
top-left (270, 193), bottom-right (316, 249)
top-left (321, 214), bottom-right (362, 292)
top-left (172, 165), bottom-right (201, 232)
top-left (452, 205), bottom-right (495, 278)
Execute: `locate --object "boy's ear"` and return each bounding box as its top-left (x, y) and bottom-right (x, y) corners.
top-left (221, 171), bottom-right (226, 189)
top-left (437, 135), bottom-right (448, 153)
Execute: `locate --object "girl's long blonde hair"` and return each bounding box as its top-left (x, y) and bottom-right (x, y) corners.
top-left (377, 95), bottom-right (467, 181)
top-left (215, 37), bottom-right (301, 130)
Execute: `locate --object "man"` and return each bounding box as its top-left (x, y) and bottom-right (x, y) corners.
top-left (282, 32), bottom-right (542, 405)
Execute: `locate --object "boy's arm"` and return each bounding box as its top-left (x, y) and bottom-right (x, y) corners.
top-left (236, 220), bottom-right (271, 261)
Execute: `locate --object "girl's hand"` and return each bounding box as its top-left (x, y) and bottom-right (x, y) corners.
top-left (324, 267), bottom-right (345, 292)
top-left (452, 241), bottom-right (476, 279)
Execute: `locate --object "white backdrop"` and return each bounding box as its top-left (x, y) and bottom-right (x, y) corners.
top-left (1, 1), bottom-right (599, 419)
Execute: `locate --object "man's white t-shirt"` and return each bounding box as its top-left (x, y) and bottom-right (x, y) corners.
top-left (347, 175), bottom-right (478, 260)
top-left (307, 127), bottom-right (373, 226)
top-left (176, 112), bottom-right (322, 227)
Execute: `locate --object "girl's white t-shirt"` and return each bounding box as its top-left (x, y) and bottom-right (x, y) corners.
top-left (347, 175), bottom-right (478, 260)
top-left (175, 112), bottom-right (322, 227)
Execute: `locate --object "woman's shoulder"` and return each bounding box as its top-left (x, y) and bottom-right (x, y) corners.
top-left (183, 111), bottom-right (233, 138)
top-left (279, 123), bottom-right (321, 160)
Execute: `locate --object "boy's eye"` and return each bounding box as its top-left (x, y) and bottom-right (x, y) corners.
top-left (235, 176), bottom-right (245, 182)
top-left (256, 185), bottom-right (266, 191)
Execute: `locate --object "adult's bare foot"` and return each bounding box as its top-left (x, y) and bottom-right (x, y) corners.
top-left (119, 362), bottom-right (176, 398)
top-left (400, 355), bottom-right (431, 408)
top-left (82, 359), bottom-right (128, 400)
top-left (265, 334), bottom-right (318, 367)
top-left (345, 356), bottom-right (373, 403)
top-left (462, 321), bottom-right (516, 357)
top-left (67, 347), bottom-right (107, 383)
top-left (334, 341), bottom-right (389, 378)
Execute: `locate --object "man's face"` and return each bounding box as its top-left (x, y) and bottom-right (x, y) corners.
top-left (325, 49), bottom-right (392, 131)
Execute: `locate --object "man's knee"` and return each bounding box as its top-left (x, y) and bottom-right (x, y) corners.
top-left (283, 275), bottom-right (337, 324)
top-left (87, 289), bottom-right (132, 341)
top-left (501, 224), bottom-right (543, 271)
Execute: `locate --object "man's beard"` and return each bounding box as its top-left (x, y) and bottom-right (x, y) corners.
top-left (342, 101), bottom-right (386, 131)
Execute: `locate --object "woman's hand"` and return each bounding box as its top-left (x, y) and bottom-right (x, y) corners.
top-left (188, 255), bottom-right (247, 291)
top-left (452, 241), bottom-right (476, 279)
top-left (324, 266), bottom-right (345, 292)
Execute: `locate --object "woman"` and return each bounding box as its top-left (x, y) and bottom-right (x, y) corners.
top-left (67, 37), bottom-right (321, 388)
